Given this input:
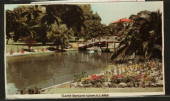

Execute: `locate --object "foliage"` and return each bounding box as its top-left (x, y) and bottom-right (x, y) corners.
top-left (39, 5), bottom-right (85, 48)
top-left (6, 5), bottom-right (44, 43)
top-left (6, 4), bottom-right (105, 49)
top-left (79, 5), bottom-right (105, 40)
top-left (73, 72), bottom-right (88, 82)
top-left (111, 10), bottom-right (162, 62)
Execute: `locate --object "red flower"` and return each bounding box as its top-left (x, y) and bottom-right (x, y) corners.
top-left (90, 74), bottom-right (104, 80)
top-left (135, 74), bottom-right (144, 80)
top-left (116, 74), bottom-right (124, 79)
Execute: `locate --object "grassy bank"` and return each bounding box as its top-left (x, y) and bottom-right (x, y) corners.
top-left (6, 44), bottom-right (51, 53)
top-left (6, 42), bottom-right (79, 56)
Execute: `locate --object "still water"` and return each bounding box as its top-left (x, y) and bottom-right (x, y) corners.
top-left (6, 51), bottom-right (112, 94)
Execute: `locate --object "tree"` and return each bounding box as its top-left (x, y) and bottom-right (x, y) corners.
top-left (41, 5), bottom-right (85, 34)
top-left (79, 5), bottom-right (104, 40)
top-left (46, 22), bottom-right (74, 50)
top-left (6, 10), bottom-right (15, 44)
top-left (6, 5), bottom-right (44, 43)
top-left (39, 4), bottom-right (87, 48)
top-left (111, 10), bottom-right (162, 62)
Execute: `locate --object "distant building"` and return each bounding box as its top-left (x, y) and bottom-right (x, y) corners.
top-left (112, 18), bottom-right (133, 27)
top-left (112, 18), bottom-right (133, 23)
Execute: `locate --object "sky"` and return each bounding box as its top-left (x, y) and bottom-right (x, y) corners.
top-left (5, 1), bottom-right (163, 25)
top-left (91, 2), bottom-right (163, 25)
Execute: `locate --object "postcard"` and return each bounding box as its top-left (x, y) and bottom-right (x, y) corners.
top-left (4, 1), bottom-right (164, 99)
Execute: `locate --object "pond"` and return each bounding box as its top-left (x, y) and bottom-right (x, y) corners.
top-left (6, 51), bottom-right (112, 94)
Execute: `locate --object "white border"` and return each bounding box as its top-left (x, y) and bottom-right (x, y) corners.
top-left (31, 0), bottom-right (145, 4)
top-left (4, 4), bottom-right (7, 99)
top-left (7, 92), bottom-right (164, 99)
top-left (162, 0), bottom-right (165, 96)
top-left (4, 1), bottom-right (165, 99)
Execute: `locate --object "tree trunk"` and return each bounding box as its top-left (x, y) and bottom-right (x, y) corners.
top-left (6, 39), bottom-right (9, 45)
top-left (42, 41), bottom-right (46, 45)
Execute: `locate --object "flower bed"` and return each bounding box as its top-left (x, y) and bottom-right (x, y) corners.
top-left (71, 60), bottom-right (163, 88)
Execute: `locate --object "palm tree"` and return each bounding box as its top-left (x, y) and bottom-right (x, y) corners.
top-left (111, 10), bottom-right (162, 62)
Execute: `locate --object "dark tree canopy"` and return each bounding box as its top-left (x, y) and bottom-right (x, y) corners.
top-left (6, 4), bottom-right (104, 46)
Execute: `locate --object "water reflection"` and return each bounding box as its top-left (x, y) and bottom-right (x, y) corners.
top-left (6, 51), bottom-right (112, 94)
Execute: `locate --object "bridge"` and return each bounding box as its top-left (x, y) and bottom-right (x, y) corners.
top-left (78, 41), bottom-right (120, 51)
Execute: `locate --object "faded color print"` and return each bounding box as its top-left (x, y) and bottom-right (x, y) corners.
top-left (5, 1), bottom-right (164, 99)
